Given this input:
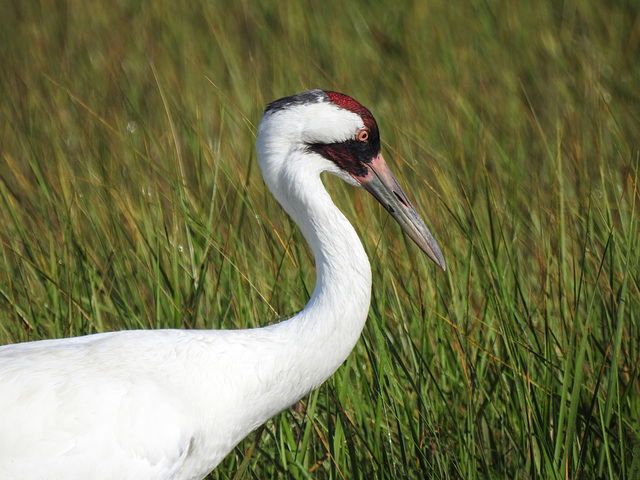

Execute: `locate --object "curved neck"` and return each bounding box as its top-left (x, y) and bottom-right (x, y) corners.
top-left (263, 152), bottom-right (373, 392)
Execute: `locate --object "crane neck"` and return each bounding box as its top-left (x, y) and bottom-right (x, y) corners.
top-left (259, 148), bottom-right (373, 391)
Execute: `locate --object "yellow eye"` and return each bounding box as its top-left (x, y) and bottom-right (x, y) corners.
top-left (357, 129), bottom-right (369, 142)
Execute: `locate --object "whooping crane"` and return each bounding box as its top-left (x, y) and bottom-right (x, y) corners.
top-left (0, 90), bottom-right (445, 480)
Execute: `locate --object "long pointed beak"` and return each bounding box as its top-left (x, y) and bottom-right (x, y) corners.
top-left (351, 153), bottom-right (446, 270)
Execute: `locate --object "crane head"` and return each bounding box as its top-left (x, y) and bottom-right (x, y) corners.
top-left (256, 90), bottom-right (445, 271)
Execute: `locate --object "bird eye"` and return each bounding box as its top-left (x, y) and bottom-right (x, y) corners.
top-left (357, 129), bottom-right (369, 142)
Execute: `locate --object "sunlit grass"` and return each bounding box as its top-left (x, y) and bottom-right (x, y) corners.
top-left (1, 0), bottom-right (639, 478)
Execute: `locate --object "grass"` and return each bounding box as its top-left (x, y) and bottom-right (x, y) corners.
top-left (1, 0), bottom-right (639, 478)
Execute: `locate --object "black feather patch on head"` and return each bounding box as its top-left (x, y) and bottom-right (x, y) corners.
top-left (308, 138), bottom-right (379, 177)
top-left (264, 90), bottom-right (328, 114)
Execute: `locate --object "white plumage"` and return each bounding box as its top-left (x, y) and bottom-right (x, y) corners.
top-left (0, 90), bottom-right (444, 480)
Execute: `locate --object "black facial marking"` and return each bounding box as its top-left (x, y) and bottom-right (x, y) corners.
top-left (308, 128), bottom-right (381, 177)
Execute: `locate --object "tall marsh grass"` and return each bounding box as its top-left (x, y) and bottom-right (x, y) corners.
top-left (1, 0), bottom-right (639, 478)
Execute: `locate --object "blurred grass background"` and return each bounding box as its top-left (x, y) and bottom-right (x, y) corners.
top-left (1, 0), bottom-right (639, 478)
